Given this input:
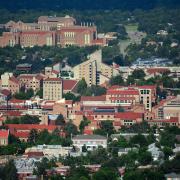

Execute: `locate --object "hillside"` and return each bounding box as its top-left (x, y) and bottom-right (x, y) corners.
top-left (0, 0), bottom-right (180, 11)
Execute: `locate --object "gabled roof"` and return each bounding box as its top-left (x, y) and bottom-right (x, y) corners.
top-left (9, 76), bottom-right (19, 84)
top-left (63, 79), bottom-right (78, 91)
top-left (1, 89), bottom-right (11, 96)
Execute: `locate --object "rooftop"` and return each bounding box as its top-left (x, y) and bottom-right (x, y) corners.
top-left (63, 79), bottom-right (78, 91)
top-left (73, 135), bottom-right (107, 140)
top-left (0, 130), bottom-right (9, 138)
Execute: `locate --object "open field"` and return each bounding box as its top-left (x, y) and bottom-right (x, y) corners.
top-left (119, 24), bottom-right (146, 56)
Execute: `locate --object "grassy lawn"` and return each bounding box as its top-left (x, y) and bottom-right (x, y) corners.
top-left (119, 23), bottom-right (146, 56)
top-left (125, 23), bottom-right (138, 32)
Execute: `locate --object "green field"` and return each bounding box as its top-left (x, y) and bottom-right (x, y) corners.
top-left (119, 24), bottom-right (146, 56)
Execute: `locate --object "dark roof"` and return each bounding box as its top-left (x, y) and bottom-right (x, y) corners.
top-left (165, 173), bottom-right (180, 178)
top-left (73, 135), bottom-right (107, 140)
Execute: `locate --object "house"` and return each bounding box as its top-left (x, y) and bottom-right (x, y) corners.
top-left (165, 173), bottom-right (180, 180)
top-left (0, 129), bottom-right (9, 146)
top-left (148, 143), bottom-right (164, 161)
top-left (118, 148), bottom-right (138, 157)
top-left (72, 135), bottom-right (107, 152)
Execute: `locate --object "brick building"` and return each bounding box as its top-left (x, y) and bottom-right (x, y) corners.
top-left (56, 25), bottom-right (100, 47)
top-left (0, 130), bottom-right (9, 146)
top-left (106, 85), bottom-right (156, 111)
top-left (20, 31), bottom-right (56, 47)
top-left (18, 74), bottom-right (44, 92)
top-left (0, 16), bottom-right (106, 47)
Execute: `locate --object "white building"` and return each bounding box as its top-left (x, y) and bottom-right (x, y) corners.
top-left (25, 145), bottom-right (72, 159)
top-left (72, 135), bottom-right (107, 152)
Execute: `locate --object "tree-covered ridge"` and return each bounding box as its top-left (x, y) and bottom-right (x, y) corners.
top-left (0, 0), bottom-right (180, 11)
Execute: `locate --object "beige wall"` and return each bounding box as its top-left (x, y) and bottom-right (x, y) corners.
top-left (43, 79), bottom-right (63, 101)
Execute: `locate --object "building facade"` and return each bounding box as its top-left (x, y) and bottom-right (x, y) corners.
top-left (72, 135), bottom-right (107, 152)
top-left (43, 78), bottom-right (63, 101)
top-left (0, 72), bottom-right (20, 94)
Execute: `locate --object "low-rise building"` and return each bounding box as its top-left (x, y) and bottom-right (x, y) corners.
top-left (0, 129), bottom-right (9, 146)
top-left (18, 74), bottom-right (44, 92)
top-left (148, 143), bottom-right (164, 161)
top-left (25, 145), bottom-right (71, 159)
top-left (72, 135), bottom-right (107, 152)
top-left (0, 72), bottom-right (20, 94)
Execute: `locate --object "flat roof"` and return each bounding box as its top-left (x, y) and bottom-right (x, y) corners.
top-left (73, 135), bottom-right (107, 140)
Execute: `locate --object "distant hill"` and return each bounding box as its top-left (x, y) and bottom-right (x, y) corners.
top-left (0, 0), bottom-right (180, 11)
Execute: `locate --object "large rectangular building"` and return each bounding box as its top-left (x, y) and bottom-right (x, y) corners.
top-left (56, 25), bottom-right (98, 47)
top-left (43, 78), bottom-right (63, 101)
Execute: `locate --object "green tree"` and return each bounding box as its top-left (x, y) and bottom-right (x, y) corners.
top-left (110, 75), bottom-right (124, 86)
top-left (28, 129), bottom-right (38, 144)
top-left (34, 157), bottom-right (56, 177)
top-left (36, 88), bottom-right (43, 98)
top-left (92, 168), bottom-right (118, 180)
top-left (77, 78), bottom-right (87, 94)
top-left (130, 134), bottom-right (148, 147)
top-left (14, 88), bottom-right (34, 100)
top-left (94, 120), bottom-right (115, 136)
top-left (79, 116), bottom-right (90, 133)
top-left (89, 147), bottom-right (108, 164)
top-left (64, 121), bottom-right (78, 137)
top-left (138, 151), bottom-right (152, 165)
top-left (2, 160), bottom-right (18, 180)
top-left (132, 69), bottom-right (146, 79)
top-left (163, 146), bottom-right (173, 160)
top-left (68, 166), bottom-right (90, 180)
top-left (55, 114), bottom-right (65, 126)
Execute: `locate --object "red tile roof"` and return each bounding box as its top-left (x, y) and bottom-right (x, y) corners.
top-left (107, 90), bottom-right (139, 95)
top-left (110, 97), bottom-right (135, 101)
top-left (0, 130), bottom-right (9, 138)
top-left (81, 95), bottom-right (106, 101)
top-left (1, 89), bottom-right (11, 96)
top-left (13, 131), bottom-right (29, 138)
top-left (65, 100), bottom-right (73, 104)
top-left (25, 151), bottom-right (44, 157)
top-left (136, 85), bottom-right (156, 90)
top-left (147, 68), bottom-right (169, 74)
top-left (44, 78), bottom-right (62, 82)
top-left (83, 129), bottom-right (93, 135)
top-left (18, 74), bottom-right (44, 80)
top-left (6, 111), bottom-right (22, 117)
top-left (63, 79), bottom-right (78, 91)
top-left (9, 99), bottom-right (25, 103)
top-left (9, 76), bottom-right (19, 84)
top-left (115, 112), bottom-right (143, 120)
top-left (52, 70), bottom-right (59, 74)
top-left (7, 124), bottom-right (58, 131)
